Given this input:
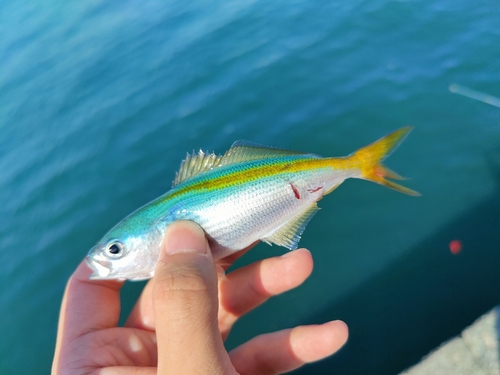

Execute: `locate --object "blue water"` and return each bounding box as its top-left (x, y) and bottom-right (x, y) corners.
top-left (1, 1), bottom-right (499, 374)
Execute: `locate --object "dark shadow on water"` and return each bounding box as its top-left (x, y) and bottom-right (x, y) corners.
top-left (292, 148), bottom-right (500, 375)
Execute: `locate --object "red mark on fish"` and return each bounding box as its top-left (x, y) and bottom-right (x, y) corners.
top-left (307, 186), bottom-right (323, 193)
top-left (290, 183), bottom-right (301, 199)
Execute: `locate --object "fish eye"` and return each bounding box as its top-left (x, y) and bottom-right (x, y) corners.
top-left (105, 240), bottom-right (124, 258)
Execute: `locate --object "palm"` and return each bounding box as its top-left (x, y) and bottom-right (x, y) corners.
top-left (53, 235), bottom-right (347, 375)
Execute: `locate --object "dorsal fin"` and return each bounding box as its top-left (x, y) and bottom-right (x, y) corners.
top-left (173, 150), bottom-right (223, 186)
top-left (173, 141), bottom-right (316, 187)
top-left (219, 140), bottom-right (315, 166)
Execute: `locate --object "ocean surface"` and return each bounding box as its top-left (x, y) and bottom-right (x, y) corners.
top-left (1, 0), bottom-right (499, 374)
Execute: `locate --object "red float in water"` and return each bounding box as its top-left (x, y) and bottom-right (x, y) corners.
top-left (449, 240), bottom-right (462, 254)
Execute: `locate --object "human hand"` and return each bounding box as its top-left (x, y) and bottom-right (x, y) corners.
top-left (52, 221), bottom-right (348, 374)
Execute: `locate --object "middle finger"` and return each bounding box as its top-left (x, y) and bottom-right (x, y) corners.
top-left (218, 248), bottom-right (313, 337)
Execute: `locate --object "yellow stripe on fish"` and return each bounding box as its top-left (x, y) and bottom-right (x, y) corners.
top-left (165, 126), bottom-right (418, 201)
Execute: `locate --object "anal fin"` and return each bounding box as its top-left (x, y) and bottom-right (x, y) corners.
top-left (262, 204), bottom-right (320, 250)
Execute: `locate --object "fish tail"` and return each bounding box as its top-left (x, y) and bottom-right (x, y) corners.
top-left (351, 126), bottom-right (420, 196)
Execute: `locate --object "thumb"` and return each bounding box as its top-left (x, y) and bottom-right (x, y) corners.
top-left (152, 221), bottom-right (234, 375)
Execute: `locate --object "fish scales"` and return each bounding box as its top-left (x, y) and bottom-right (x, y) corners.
top-left (86, 127), bottom-right (419, 280)
top-left (178, 160), bottom-right (333, 254)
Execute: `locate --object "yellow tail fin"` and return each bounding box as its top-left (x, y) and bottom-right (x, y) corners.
top-left (353, 126), bottom-right (420, 196)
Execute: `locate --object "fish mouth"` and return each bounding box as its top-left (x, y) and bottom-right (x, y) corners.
top-left (85, 256), bottom-right (111, 279)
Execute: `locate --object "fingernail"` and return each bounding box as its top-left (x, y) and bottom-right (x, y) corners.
top-left (163, 221), bottom-right (208, 255)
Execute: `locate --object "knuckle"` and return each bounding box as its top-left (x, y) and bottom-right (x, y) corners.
top-left (153, 264), bottom-right (209, 299)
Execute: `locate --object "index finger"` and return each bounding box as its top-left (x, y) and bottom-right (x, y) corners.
top-left (125, 241), bottom-right (258, 329)
top-left (55, 259), bottom-right (124, 340)
top-left (217, 241), bottom-right (259, 271)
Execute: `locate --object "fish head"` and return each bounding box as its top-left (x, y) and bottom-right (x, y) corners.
top-left (85, 224), bottom-right (163, 281)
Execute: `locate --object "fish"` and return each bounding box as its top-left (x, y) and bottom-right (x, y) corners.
top-left (86, 127), bottom-right (419, 280)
